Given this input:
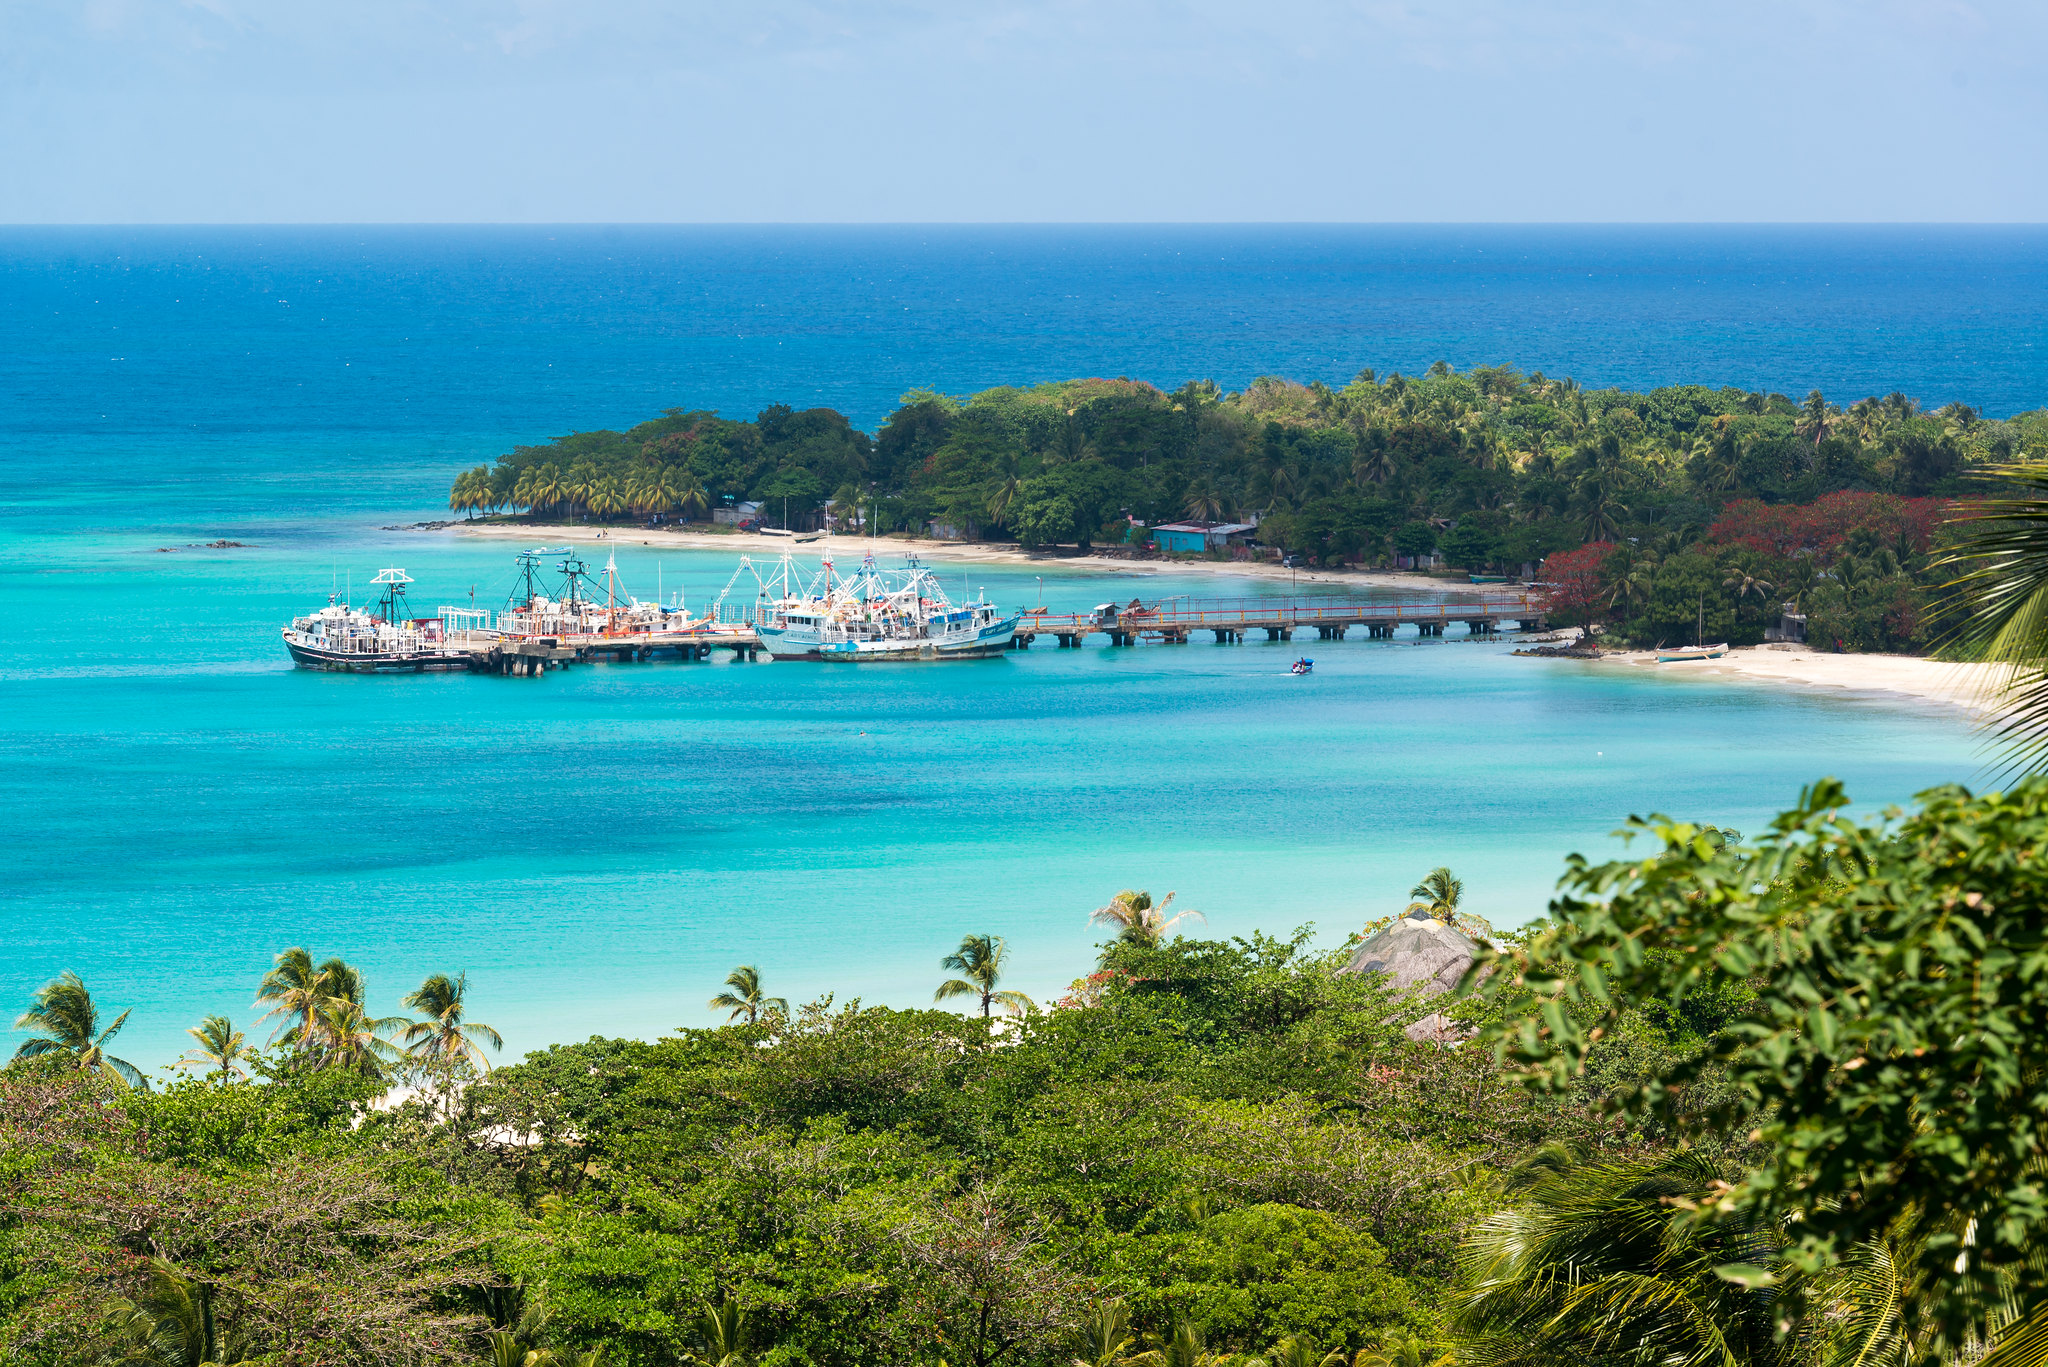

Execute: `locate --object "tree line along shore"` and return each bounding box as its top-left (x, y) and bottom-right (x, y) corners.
top-left (446, 367), bottom-right (2048, 654)
top-left (14, 780), bottom-right (2048, 1367)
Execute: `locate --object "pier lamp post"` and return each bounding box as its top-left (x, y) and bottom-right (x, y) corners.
top-left (1036, 576), bottom-right (1043, 608)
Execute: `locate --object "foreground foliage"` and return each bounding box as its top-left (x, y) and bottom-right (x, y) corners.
top-left (1481, 776), bottom-right (2048, 1358)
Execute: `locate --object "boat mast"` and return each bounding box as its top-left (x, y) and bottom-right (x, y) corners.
top-left (370, 568), bottom-right (414, 624)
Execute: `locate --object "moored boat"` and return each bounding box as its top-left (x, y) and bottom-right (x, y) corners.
top-left (750, 552), bottom-right (1018, 661)
top-left (283, 569), bottom-right (470, 672)
top-left (1656, 643), bottom-right (1729, 662)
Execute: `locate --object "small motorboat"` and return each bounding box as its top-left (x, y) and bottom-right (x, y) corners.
top-left (1656, 643), bottom-right (1729, 662)
top-left (1290, 657), bottom-right (1314, 674)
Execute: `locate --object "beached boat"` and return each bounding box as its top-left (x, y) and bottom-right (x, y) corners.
top-left (746, 552), bottom-right (1018, 661)
top-left (283, 569), bottom-right (470, 672)
top-left (1656, 643), bottom-right (1729, 662)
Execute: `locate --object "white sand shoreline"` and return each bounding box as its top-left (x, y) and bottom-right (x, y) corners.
top-left (415, 520), bottom-right (1995, 718)
top-left (433, 518), bottom-right (1509, 596)
top-left (1587, 641), bottom-right (2000, 717)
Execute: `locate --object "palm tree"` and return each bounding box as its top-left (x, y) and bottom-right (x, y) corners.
top-left (1405, 867), bottom-right (1492, 940)
top-left (594, 476), bottom-right (630, 521)
top-left (254, 947), bottom-right (325, 1047)
top-left (13, 972), bottom-right (143, 1087)
top-left (829, 483), bottom-right (864, 533)
top-left (1071, 1299), bottom-right (1138, 1367)
top-left (181, 1014), bottom-right (250, 1080)
top-left (985, 473), bottom-right (1022, 529)
top-left (1606, 565), bottom-right (1653, 621)
top-left (1405, 867), bottom-right (1464, 920)
top-left (1798, 389), bottom-right (1835, 446)
top-left (679, 1293), bottom-right (751, 1367)
top-left (1262, 1338), bottom-right (1346, 1367)
top-left (1450, 1145), bottom-right (1784, 1367)
top-left (708, 966), bottom-right (788, 1025)
top-left (1935, 463), bottom-right (2048, 771)
top-left (1129, 1323), bottom-right (1234, 1367)
top-left (934, 934), bottom-right (1033, 1018)
top-left (102, 1258), bottom-right (235, 1366)
top-left (1725, 568), bottom-right (1776, 612)
top-left (399, 972), bottom-right (503, 1071)
top-left (318, 997), bottom-right (406, 1079)
top-left (675, 469), bottom-right (709, 521)
top-left (1350, 1333), bottom-right (1450, 1367)
top-left (1090, 889), bottom-right (1205, 950)
top-left (255, 949), bottom-right (368, 1055)
top-left (1184, 483), bottom-right (1225, 522)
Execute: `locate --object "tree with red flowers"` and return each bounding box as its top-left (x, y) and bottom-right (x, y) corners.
top-left (1541, 541), bottom-right (1616, 631)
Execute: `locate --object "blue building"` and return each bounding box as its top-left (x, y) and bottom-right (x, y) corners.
top-left (1148, 520), bottom-right (1256, 554)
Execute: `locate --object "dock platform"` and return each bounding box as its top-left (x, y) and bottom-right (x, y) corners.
top-left (1011, 596), bottom-right (1545, 648)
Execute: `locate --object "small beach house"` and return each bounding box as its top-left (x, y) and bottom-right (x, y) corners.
top-left (1149, 520), bottom-right (1256, 554)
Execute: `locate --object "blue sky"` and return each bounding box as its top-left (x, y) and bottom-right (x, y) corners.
top-left (2, 0), bottom-right (2042, 222)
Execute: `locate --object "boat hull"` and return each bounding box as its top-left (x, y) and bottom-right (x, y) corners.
top-left (759, 617), bottom-right (1018, 662)
top-left (284, 636), bottom-right (468, 673)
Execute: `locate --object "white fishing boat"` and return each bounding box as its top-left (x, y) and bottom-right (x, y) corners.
top-left (1656, 643), bottom-right (1729, 662)
top-left (495, 547), bottom-right (695, 639)
top-left (283, 569), bottom-right (469, 672)
top-left (735, 551), bottom-right (1018, 661)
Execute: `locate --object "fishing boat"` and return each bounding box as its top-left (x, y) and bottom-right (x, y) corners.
top-left (741, 552), bottom-right (1019, 661)
top-left (496, 547), bottom-right (695, 639)
top-left (1656, 643), bottom-right (1729, 662)
top-left (282, 569), bottom-right (469, 672)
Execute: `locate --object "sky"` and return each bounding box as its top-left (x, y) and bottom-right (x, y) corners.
top-left (1, 0), bottom-right (2043, 223)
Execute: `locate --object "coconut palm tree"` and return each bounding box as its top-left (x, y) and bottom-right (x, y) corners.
top-left (399, 972), bottom-right (503, 1071)
top-left (254, 947), bottom-right (325, 1047)
top-left (1071, 1299), bottom-right (1138, 1367)
top-left (679, 1293), bottom-right (752, 1367)
top-left (1405, 867), bottom-right (1463, 920)
top-left (1350, 1333), bottom-right (1450, 1367)
top-left (1184, 483), bottom-right (1225, 522)
top-left (1405, 868), bottom-right (1493, 939)
top-left (1935, 462), bottom-right (2048, 771)
top-left (1090, 889), bottom-right (1206, 950)
top-left (1262, 1338), bottom-right (1347, 1367)
top-left (181, 1014), bottom-right (250, 1081)
top-left (1450, 1145), bottom-right (1784, 1367)
top-left (708, 966), bottom-right (788, 1025)
top-left (934, 934), bottom-right (1033, 1018)
top-left (986, 470), bottom-right (1022, 529)
top-left (1129, 1323), bottom-right (1235, 1367)
top-left (1724, 567), bottom-right (1776, 611)
top-left (1797, 389), bottom-right (1835, 446)
top-left (102, 1258), bottom-right (237, 1366)
top-left (317, 997), bottom-right (405, 1079)
top-left (13, 972), bottom-right (143, 1087)
top-left (589, 476), bottom-right (626, 521)
top-left (675, 469), bottom-right (709, 521)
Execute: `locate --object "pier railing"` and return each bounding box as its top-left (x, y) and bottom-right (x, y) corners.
top-left (1016, 595), bottom-right (1541, 633)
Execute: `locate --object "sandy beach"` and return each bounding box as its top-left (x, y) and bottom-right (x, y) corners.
top-left (436, 518), bottom-right (1504, 596)
top-left (1591, 642), bottom-right (2003, 716)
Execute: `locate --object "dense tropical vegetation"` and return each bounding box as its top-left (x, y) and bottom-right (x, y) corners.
top-left (17, 780), bottom-right (2048, 1367)
top-left (446, 369), bottom-right (2048, 653)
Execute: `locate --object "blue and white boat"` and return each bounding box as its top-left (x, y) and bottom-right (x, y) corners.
top-left (751, 552), bottom-right (1018, 661)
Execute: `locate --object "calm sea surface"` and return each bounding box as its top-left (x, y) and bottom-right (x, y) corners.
top-left (1, 226), bottom-right (2029, 1071)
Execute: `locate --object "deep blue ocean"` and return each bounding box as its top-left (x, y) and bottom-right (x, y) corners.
top-left (0, 226), bottom-right (2031, 1073)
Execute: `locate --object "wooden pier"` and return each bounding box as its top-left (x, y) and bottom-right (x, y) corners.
top-left (1010, 595), bottom-right (1546, 649)
top-left (445, 624), bottom-right (764, 676)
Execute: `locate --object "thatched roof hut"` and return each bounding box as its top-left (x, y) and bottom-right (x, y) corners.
top-left (1340, 912), bottom-right (1483, 1043)
top-left (1341, 911), bottom-right (1479, 995)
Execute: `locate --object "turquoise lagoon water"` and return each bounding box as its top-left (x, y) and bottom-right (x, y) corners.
top-left (0, 226), bottom-right (2024, 1072)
